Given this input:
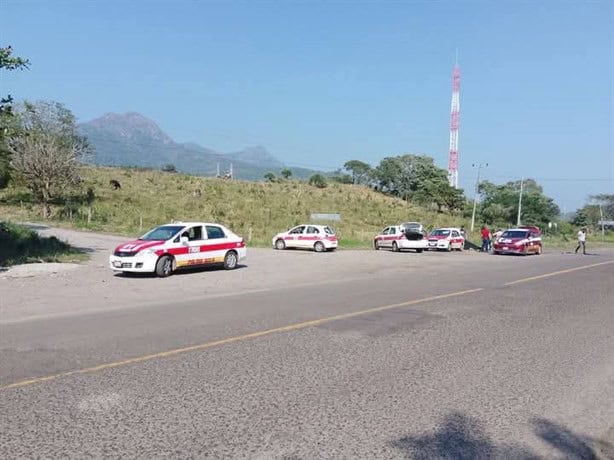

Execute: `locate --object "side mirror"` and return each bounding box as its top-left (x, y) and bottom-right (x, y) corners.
top-left (180, 236), bottom-right (189, 245)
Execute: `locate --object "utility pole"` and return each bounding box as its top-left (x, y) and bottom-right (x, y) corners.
top-left (470, 163), bottom-right (488, 232)
top-left (516, 178), bottom-right (524, 227)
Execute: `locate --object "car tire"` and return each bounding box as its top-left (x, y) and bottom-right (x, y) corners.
top-left (374, 240), bottom-right (380, 250)
top-left (536, 245), bottom-right (542, 255)
top-left (416, 248), bottom-right (423, 253)
top-left (275, 239), bottom-right (286, 250)
top-left (155, 255), bottom-right (174, 278)
top-left (224, 250), bottom-right (238, 270)
top-left (314, 241), bottom-right (325, 253)
top-left (392, 242), bottom-right (399, 252)
top-left (447, 244), bottom-right (453, 252)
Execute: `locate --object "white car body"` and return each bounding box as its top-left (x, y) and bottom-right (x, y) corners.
top-left (374, 225), bottom-right (428, 252)
top-left (109, 222), bottom-right (246, 276)
top-left (427, 227), bottom-right (465, 251)
top-left (272, 224), bottom-right (338, 252)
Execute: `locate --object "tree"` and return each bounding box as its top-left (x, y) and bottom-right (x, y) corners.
top-left (8, 101), bottom-right (92, 218)
top-left (477, 179), bottom-right (559, 228)
top-left (373, 154), bottom-right (464, 211)
top-left (0, 46), bottom-right (30, 188)
top-left (280, 168), bottom-right (292, 180)
top-left (343, 160), bottom-right (372, 185)
top-left (264, 172), bottom-right (277, 182)
top-left (309, 173), bottom-right (327, 188)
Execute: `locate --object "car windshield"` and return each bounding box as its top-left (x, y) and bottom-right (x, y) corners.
top-left (139, 225), bottom-right (184, 241)
top-left (431, 229), bottom-right (451, 236)
top-left (501, 230), bottom-right (529, 239)
top-left (324, 226), bottom-right (335, 235)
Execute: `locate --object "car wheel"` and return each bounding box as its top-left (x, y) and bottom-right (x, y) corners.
top-left (224, 250), bottom-right (238, 270)
top-left (447, 243), bottom-right (453, 252)
top-left (155, 255), bottom-right (174, 278)
top-left (374, 240), bottom-right (380, 250)
top-left (314, 241), bottom-right (325, 253)
top-left (536, 245), bottom-right (542, 255)
top-left (275, 239), bottom-right (286, 250)
top-left (416, 248), bottom-right (423, 253)
top-left (392, 242), bottom-right (399, 252)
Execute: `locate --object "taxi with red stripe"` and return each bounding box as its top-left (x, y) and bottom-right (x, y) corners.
top-left (373, 225), bottom-right (428, 252)
top-left (272, 225), bottom-right (338, 252)
top-left (426, 227), bottom-right (464, 251)
top-left (109, 222), bottom-right (246, 277)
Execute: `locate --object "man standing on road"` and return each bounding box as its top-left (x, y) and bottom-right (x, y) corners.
top-left (481, 225), bottom-right (491, 253)
top-left (575, 227), bottom-right (587, 255)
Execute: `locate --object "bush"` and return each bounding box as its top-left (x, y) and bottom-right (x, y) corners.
top-left (0, 221), bottom-right (85, 266)
top-left (309, 174), bottom-right (327, 188)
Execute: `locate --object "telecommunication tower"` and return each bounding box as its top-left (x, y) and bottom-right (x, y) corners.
top-left (447, 63), bottom-right (461, 188)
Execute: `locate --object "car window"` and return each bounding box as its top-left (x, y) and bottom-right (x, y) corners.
top-left (206, 225), bottom-right (226, 239)
top-left (324, 226), bottom-right (335, 235)
top-left (431, 229), bottom-right (451, 237)
top-left (289, 226), bottom-right (305, 235)
top-left (452, 231), bottom-right (459, 237)
top-left (382, 228), bottom-right (389, 235)
top-left (140, 225), bottom-right (184, 241)
top-left (182, 226), bottom-right (203, 241)
top-left (306, 226), bottom-right (320, 234)
top-left (389, 227), bottom-right (396, 235)
top-left (502, 230), bottom-right (529, 239)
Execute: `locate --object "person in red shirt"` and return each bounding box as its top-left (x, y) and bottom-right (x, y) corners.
top-left (481, 225), bottom-right (491, 252)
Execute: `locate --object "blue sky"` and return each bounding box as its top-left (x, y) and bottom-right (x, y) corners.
top-left (2, 0), bottom-right (613, 211)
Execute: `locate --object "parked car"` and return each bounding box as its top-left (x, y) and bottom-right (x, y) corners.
top-left (427, 228), bottom-right (465, 251)
top-left (272, 224), bottom-right (338, 252)
top-left (400, 222), bottom-right (425, 235)
top-left (109, 222), bottom-right (246, 277)
top-left (492, 228), bottom-right (542, 255)
top-left (374, 225), bottom-right (428, 252)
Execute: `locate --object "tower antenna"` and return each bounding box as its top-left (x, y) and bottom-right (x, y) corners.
top-left (447, 60), bottom-right (461, 188)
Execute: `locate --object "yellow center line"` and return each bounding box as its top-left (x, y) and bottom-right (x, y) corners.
top-left (0, 288), bottom-right (483, 391)
top-left (504, 260), bottom-right (614, 286)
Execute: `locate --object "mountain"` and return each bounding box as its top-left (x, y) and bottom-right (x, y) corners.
top-left (79, 112), bottom-right (320, 180)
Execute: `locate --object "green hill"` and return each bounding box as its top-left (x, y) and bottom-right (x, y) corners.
top-left (0, 166), bottom-right (466, 247)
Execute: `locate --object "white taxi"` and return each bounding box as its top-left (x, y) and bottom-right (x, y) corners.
top-left (109, 222), bottom-right (246, 277)
top-left (426, 227), bottom-right (464, 251)
top-left (272, 224), bottom-right (338, 252)
top-left (374, 225), bottom-right (428, 252)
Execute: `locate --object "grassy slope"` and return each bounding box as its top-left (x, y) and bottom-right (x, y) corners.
top-left (0, 166), bottom-right (466, 247)
top-left (2, 166), bottom-right (611, 249)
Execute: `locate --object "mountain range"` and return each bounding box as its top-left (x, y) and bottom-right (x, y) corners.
top-left (78, 112), bottom-right (322, 180)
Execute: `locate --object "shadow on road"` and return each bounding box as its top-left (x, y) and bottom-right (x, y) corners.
top-left (391, 412), bottom-right (613, 459)
top-left (532, 418), bottom-right (614, 460)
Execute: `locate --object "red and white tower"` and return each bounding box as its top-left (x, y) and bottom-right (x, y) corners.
top-left (447, 63), bottom-right (461, 188)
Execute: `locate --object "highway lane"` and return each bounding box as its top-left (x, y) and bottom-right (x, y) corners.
top-left (1, 251), bottom-right (614, 458)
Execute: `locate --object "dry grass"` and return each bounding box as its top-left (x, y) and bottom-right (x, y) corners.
top-left (0, 166), bottom-right (471, 247)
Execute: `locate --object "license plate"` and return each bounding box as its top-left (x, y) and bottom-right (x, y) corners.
top-left (502, 247), bottom-right (508, 250)
top-left (429, 242), bottom-right (436, 246)
top-left (113, 261), bottom-right (122, 268)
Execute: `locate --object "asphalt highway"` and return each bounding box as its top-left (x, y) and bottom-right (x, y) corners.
top-left (1, 249), bottom-right (614, 458)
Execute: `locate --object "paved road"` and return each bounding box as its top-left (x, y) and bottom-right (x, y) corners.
top-left (1, 231), bottom-right (613, 458)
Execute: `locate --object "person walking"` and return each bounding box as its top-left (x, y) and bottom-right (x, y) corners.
top-left (575, 227), bottom-right (587, 255)
top-left (481, 225), bottom-right (491, 252)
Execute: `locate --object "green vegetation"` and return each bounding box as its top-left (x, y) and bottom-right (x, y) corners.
top-left (0, 165), bottom-right (468, 248)
top-left (0, 221), bottom-right (86, 266)
top-left (1, 45), bottom-right (30, 189)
